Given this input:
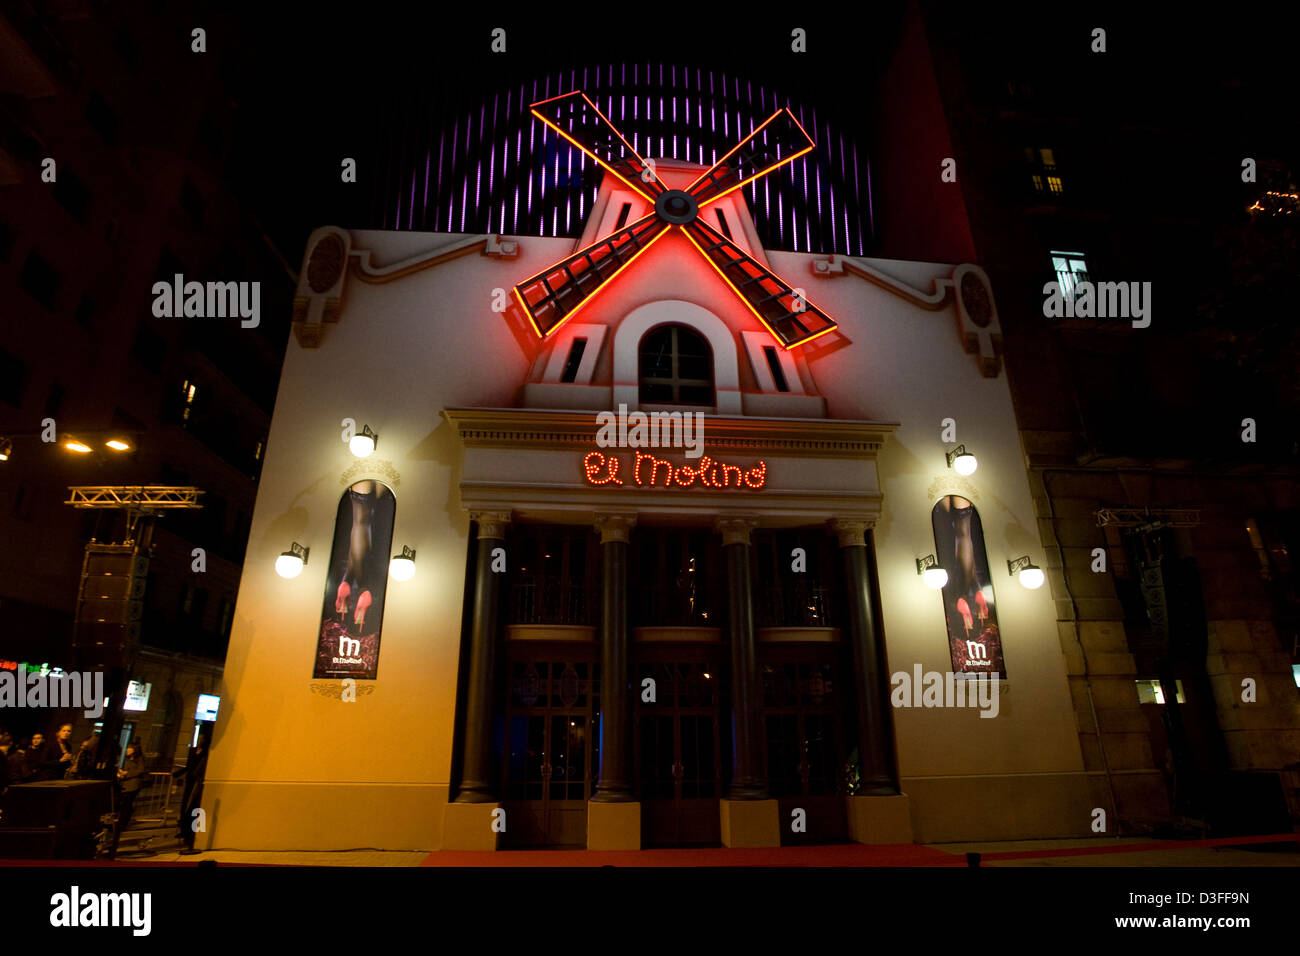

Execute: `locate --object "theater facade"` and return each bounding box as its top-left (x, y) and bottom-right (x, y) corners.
top-left (203, 95), bottom-right (1095, 851)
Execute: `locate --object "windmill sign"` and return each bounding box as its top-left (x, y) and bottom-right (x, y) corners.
top-left (512, 90), bottom-right (839, 350)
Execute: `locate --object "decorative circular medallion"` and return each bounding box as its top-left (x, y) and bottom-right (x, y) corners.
top-left (654, 189), bottom-right (699, 225)
top-left (960, 272), bottom-right (993, 328)
top-left (307, 234), bottom-right (345, 293)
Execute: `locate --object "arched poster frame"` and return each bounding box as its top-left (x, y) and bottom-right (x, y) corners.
top-left (312, 480), bottom-right (396, 679)
top-left (931, 495), bottom-right (1007, 677)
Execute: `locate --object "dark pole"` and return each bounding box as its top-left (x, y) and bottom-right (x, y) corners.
top-left (592, 514), bottom-right (635, 801)
top-left (455, 511), bottom-right (511, 802)
top-left (834, 519), bottom-right (899, 795)
top-left (719, 517), bottom-right (766, 799)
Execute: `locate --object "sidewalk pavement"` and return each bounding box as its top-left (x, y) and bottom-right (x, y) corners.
top-left (96, 834), bottom-right (1297, 867)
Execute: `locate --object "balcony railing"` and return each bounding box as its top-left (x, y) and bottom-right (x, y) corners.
top-left (756, 581), bottom-right (838, 628)
top-left (509, 579), bottom-right (597, 627)
top-left (632, 583), bottom-right (718, 627)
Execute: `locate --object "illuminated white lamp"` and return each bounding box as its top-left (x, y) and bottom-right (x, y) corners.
top-left (946, 444), bottom-right (977, 476)
top-left (916, 554), bottom-right (949, 590)
top-left (349, 424), bottom-right (377, 458)
top-left (1008, 555), bottom-right (1044, 590)
top-left (275, 542), bottom-right (309, 579)
top-left (390, 545), bottom-right (417, 581)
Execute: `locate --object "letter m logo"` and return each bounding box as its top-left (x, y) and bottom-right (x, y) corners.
top-left (966, 641), bottom-right (988, 660)
top-left (340, 636), bottom-right (361, 657)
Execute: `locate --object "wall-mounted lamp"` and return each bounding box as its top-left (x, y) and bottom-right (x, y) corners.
top-left (349, 424), bottom-right (377, 458)
top-left (1007, 555), bottom-right (1044, 590)
top-left (916, 554), bottom-right (949, 590)
top-left (390, 545), bottom-right (417, 581)
top-left (946, 444), bottom-right (977, 476)
top-left (64, 438), bottom-right (94, 454)
top-left (0, 437), bottom-right (11, 461)
top-left (275, 542), bottom-right (310, 579)
top-left (105, 438), bottom-right (132, 452)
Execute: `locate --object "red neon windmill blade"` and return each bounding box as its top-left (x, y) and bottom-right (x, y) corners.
top-left (530, 90), bottom-right (666, 200)
top-left (512, 92), bottom-right (838, 349)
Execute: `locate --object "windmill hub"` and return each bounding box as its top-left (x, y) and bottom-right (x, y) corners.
top-left (655, 189), bottom-right (698, 225)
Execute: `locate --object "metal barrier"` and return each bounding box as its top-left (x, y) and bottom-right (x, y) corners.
top-left (130, 772), bottom-right (179, 825)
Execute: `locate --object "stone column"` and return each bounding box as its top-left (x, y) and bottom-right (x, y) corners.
top-left (716, 517), bottom-right (777, 846)
top-left (455, 510), bottom-right (511, 803)
top-left (833, 518), bottom-right (898, 793)
top-left (592, 514), bottom-right (636, 802)
top-left (832, 518), bottom-right (912, 844)
top-left (588, 514), bottom-right (641, 850)
top-left (718, 517), bottom-right (766, 800)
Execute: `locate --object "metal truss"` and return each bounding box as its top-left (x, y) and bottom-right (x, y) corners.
top-left (67, 486), bottom-right (204, 509)
top-left (1095, 508), bottom-right (1201, 529)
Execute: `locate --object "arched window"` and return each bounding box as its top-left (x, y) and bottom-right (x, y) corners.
top-left (931, 496), bottom-right (1007, 677)
top-left (638, 324), bottom-right (714, 406)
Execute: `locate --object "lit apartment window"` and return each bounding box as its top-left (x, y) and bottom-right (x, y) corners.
top-left (1050, 251), bottom-right (1090, 298)
top-left (1027, 147), bottom-right (1063, 195)
top-left (1135, 679), bottom-right (1185, 705)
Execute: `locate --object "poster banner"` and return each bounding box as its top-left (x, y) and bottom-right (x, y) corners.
top-left (931, 495), bottom-right (1006, 677)
top-left (313, 480), bottom-right (395, 679)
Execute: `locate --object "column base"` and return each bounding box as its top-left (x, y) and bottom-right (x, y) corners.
top-left (440, 801), bottom-right (503, 851)
top-left (587, 800), bottom-right (641, 850)
top-left (846, 793), bottom-right (913, 844)
top-left (719, 798), bottom-right (780, 847)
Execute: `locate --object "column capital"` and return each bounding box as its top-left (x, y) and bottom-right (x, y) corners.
top-left (594, 513), bottom-right (637, 544)
top-left (715, 516), bottom-right (758, 548)
top-left (829, 517), bottom-right (875, 547)
top-left (471, 511), bottom-right (512, 540)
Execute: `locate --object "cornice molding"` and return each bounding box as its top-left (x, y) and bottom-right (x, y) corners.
top-left (442, 407), bottom-right (897, 459)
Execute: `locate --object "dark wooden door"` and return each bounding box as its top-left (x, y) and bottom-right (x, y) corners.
top-left (761, 645), bottom-right (849, 844)
top-left (635, 646), bottom-right (724, 847)
top-left (501, 645), bottom-right (598, 847)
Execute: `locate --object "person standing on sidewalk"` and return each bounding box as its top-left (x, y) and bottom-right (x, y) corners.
top-left (116, 739), bottom-right (147, 832)
top-left (35, 724), bottom-right (75, 780)
top-left (172, 730), bottom-right (211, 854)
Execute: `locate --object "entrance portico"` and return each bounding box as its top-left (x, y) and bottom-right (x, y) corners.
top-left (441, 407), bottom-right (911, 849)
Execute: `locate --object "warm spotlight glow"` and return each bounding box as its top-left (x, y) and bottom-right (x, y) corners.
top-left (390, 546), bottom-right (417, 582)
top-left (275, 553), bottom-right (305, 578)
top-left (953, 453), bottom-right (977, 476)
top-left (0, 438), bottom-right (10, 461)
top-left (1018, 566), bottom-right (1045, 589)
top-left (923, 566), bottom-right (949, 590)
top-left (65, 440), bottom-right (93, 454)
top-left (106, 439), bottom-right (131, 451)
top-left (349, 426), bottom-right (376, 458)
